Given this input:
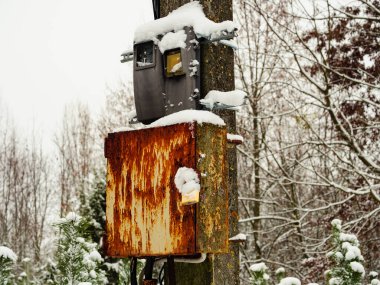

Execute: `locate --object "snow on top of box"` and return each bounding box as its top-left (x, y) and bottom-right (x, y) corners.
top-left (158, 30), bottom-right (187, 53)
top-left (134, 1), bottom-right (237, 44)
top-left (150, 109), bottom-right (225, 127)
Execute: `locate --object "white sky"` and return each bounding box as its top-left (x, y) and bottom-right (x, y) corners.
top-left (0, 0), bottom-right (152, 139)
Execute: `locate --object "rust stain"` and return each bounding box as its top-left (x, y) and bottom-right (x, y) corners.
top-left (105, 123), bottom-right (197, 257)
top-left (143, 280), bottom-right (158, 285)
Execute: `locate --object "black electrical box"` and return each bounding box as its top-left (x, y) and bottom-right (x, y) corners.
top-left (133, 27), bottom-right (201, 124)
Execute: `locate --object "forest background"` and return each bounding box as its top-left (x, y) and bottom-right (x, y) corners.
top-left (0, 0), bottom-right (379, 284)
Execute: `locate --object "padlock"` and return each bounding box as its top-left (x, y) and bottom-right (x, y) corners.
top-left (181, 191), bottom-right (199, 205)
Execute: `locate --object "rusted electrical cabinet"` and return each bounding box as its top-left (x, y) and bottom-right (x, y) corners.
top-left (104, 122), bottom-right (228, 257)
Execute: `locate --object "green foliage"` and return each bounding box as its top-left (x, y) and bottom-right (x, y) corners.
top-left (327, 219), bottom-right (365, 285)
top-left (53, 212), bottom-right (107, 285)
top-left (80, 171), bottom-right (119, 283)
top-left (80, 170), bottom-right (106, 244)
top-left (247, 222), bottom-right (372, 285)
top-left (275, 267), bottom-right (285, 283)
top-left (104, 258), bottom-right (145, 285)
top-left (0, 246), bottom-right (17, 285)
top-left (37, 258), bottom-right (58, 285)
top-left (368, 271), bottom-right (380, 285)
top-left (249, 262), bottom-right (270, 285)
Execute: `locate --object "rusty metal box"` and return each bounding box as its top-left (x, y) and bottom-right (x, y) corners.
top-left (104, 122), bottom-right (228, 257)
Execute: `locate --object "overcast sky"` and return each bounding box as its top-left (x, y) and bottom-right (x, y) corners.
top-left (0, 0), bottom-right (152, 139)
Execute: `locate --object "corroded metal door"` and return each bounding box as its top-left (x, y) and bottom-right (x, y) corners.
top-left (104, 123), bottom-right (197, 257)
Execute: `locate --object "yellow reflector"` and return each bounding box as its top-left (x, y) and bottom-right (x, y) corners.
top-left (166, 50), bottom-right (184, 77)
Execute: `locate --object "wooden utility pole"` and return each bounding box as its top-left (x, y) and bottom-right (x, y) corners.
top-left (160, 1), bottom-right (239, 284)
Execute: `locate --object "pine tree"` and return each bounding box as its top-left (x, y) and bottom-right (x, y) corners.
top-left (249, 262), bottom-right (270, 285)
top-left (0, 245), bottom-right (17, 285)
top-left (327, 219), bottom-right (365, 285)
top-left (275, 267), bottom-right (285, 283)
top-left (53, 212), bottom-right (107, 284)
top-left (368, 271), bottom-right (380, 285)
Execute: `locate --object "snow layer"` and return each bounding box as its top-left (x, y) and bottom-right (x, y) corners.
top-left (278, 277), bottom-right (301, 285)
top-left (371, 279), bottom-right (380, 285)
top-left (171, 62), bottom-right (183, 73)
top-left (361, 54), bottom-right (375, 69)
top-left (369, 272), bottom-right (379, 278)
top-left (329, 277), bottom-right (342, 285)
top-left (89, 250), bottom-right (102, 262)
top-left (331, 219), bottom-right (342, 230)
top-left (150, 110), bottom-right (225, 127)
top-left (219, 39), bottom-right (238, 49)
top-left (339, 233), bottom-right (359, 245)
top-left (175, 167), bottom-right (200, 195)
top-left (89, 269), bottom-right (97, 278)
top-left (275, 267), bottom-right (285, 274)
top-left (249, 262), bottom-right (267, 272)
top-left (158, 30), bottom-right (187, 53)
top-left (229, 233), bottom-right (247, 241)
top-left (342, 242), bottom-right (363, 261)
top-left (66, 212), bottom-right (81, 222)
top-left (113, 126), bottom-right (134, 133)
top-left (350, 261), bottom-right (365, 276)
top-left (134, 1), bottom-right (237, 44)
top-left (200, 90), bottom-right (246, 109)
top-left (55, 211), bottom-right (81, 225)
top-left (227, 133), bottom-right (244, 143)
top-left (0, 246), bottom-right (17, 262)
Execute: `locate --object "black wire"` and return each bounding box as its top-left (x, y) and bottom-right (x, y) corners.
top-left (130, 257), bottom-right (138, 285)
top-left (152, 0), bottom-right (160, 19)
top-left (158, 263), bottom-right (165, 285)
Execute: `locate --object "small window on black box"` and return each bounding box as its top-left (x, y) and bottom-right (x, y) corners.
top-left (165, 49), bottom-right (185, 77)
top-left (136, 41), bottom-right (155, 69)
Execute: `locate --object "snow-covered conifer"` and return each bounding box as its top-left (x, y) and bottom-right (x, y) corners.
top-left (53, 212), bottom-right (107, 284)
top-left (249, 262), bottom-right (270, 285)
top-left (369, 271), bottom-right (380, 285)
top-left (0, 245), bottom-right (17, 284)
top-left (275, 267), bottom-right (286, 282)
top-left (327, 219), bottom-right (365, 285)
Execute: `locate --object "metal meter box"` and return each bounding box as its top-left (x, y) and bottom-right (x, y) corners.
top-left (104, 122), bottom-right (228, 257)
top-left (133, 27), bottom-right (201, 124)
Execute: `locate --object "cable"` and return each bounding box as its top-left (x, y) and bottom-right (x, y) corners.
top-left (130, 257), bottom-right (138, 285)
top-left (158, 263), bottom-right (165, 285)
top-left (152, 0), bottom-right (160, 20)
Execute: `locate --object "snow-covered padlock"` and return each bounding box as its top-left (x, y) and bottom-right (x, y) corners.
top-left (175, 167), bottom-right (200, 205)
